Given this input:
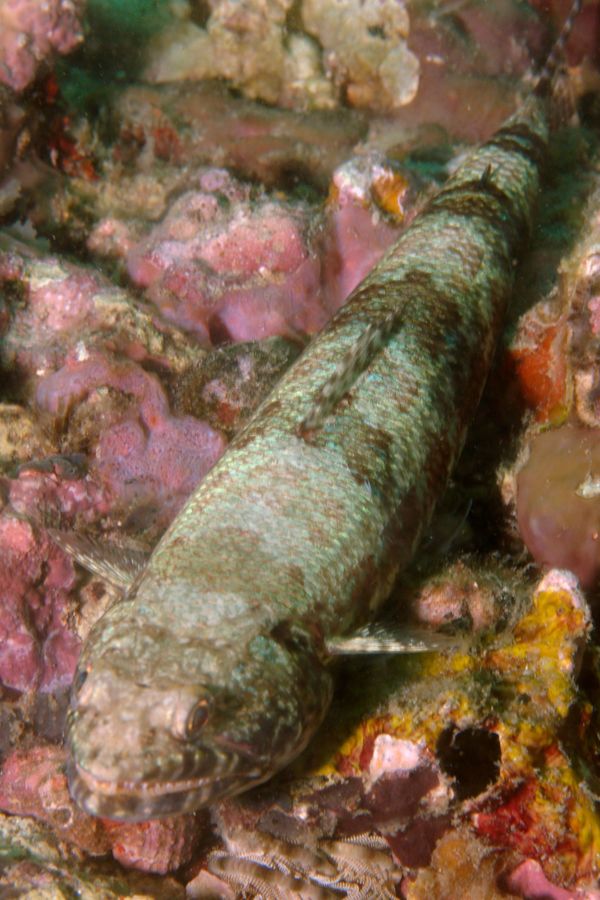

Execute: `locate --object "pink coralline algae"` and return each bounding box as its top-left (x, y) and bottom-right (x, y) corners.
top-left (0, 443), bottom-right (113, 693)
top-left (516, 425), bottom-right (600, 590)
top-left (122, 158), bottom-right (409, 346)
top-left (0, 0), bottom-right (84, 92)
top-left (103, 814), bottom-right (203, 875)
top-left (505, 858), bottom-right (600, 900)
top-left (319, 152), bottom-right (409, 310)
top-left (8, 457), bottom-right (109, 525)
top-left (0, 744), bottom-right (111, 855)
top-left (0, 514), bottom-right (80, 692)
top-left (0, 248), bottom-right (194, 384)
top-left (127, 179), bottom-right (327, 344)
top-left (1, 246), bottom-right (227, 528)
top-left (36, 352), bottom-right (226, 523)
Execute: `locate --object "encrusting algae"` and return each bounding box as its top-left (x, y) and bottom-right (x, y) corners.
top-left (198, 567), bottom-right (600, 895)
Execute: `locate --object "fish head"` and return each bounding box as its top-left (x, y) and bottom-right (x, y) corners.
top-left (66, 600), bottom-right (333, 821)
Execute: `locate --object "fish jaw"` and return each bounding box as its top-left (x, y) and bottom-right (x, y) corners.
top-left (66, 611), bottom-right (334, 821)
top-left (66, 753), bottom-right (264, 821)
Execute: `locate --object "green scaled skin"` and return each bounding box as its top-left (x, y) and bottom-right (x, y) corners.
top-left (67, 95), bottom-right (549, 821)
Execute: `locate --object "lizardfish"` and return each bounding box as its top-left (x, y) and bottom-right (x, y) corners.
top-left (63, 2), bottom-right (582, 820)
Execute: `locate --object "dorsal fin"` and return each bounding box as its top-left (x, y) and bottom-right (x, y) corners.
top-left (534, 0), bottom-right (582, 96)
top-left (300, 310), bottom-right (401, 432)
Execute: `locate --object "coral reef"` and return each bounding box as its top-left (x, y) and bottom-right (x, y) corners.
top-left (302, 0), bottom-right (419, 111)
top-left (0, 811), bottom-right (186, 896)
top-left (123, 154), bottom-right (410, 344)
top-left (0, 742), bottom-right (204, 875)
top-left (142, 0), bottom-right (546, 122)
top-left (109, 81), bottom-right (366, 191)
top-left (126, 175), bottom-right (327, 344)
top-left (320, 150), bottom-right (413, 310)
top-left (0, 244), bottom-right (228, 529)
top-left (508, 166), bottom-right (600, 589)
top-left (146, 0), bottom-right (335, 110)
top-left (169, 566), bottom-right (597, 896)
top-left (516, 426), bottom-right (600, 588)
top-left (0, 744), bottom-right (111, 855)
top-left (0, 0), bottom-right (599, 896)
top-left (0, 515), bottom-right (80, 692)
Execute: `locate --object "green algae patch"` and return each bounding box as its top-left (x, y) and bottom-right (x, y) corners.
top-left (57, 0), bottom-right (173, 112)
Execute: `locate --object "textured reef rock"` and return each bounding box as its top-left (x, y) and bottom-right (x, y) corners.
top-left (132, 0), bottom-right (600, 142)
top-left (320, 151), bottom-right (414, 310)
top-left (516, 426), bottom-right (600, 588)
top-left (0, 243), bottom-right (228, 529)
top-left (126, 174), bottom-right (328, 344)
top-left (109, 81), bottom-right (367, 192)
top-left (145, 0), bottom-right (419, 113)
top-left (0, 0), bottom-right (84, 93)
top-left (508, 169), bottom-right (600, 590)
top-left (0, 810), bottom-right (186, 897)
top-left (143, 0), bottom-right (544, 121)
top-left (0, 514), bottom-right (80, 693)
top-left (0, 86), bottom-right (25, 214)
top-left (0, 744), bottom-right (111, 855)
top-left (33, 142), bottom-right (410, 346)
top-left (0, 402), bottom-right (53, 465)
top-left (0, 743), bottom-right (204, 876)
top-left (0, 0), bottom-right (86, 218)
top-left (301, 0), bottom-right (419, 111)
top-left (123, 154), bottom-right (408, 345)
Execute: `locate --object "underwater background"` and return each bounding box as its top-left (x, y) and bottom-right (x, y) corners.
top-left (1, 0), bottom-right (600, 896)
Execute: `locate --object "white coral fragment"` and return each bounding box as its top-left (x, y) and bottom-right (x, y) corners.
top-left (145, 0), bottom-right (418, 111)
top-left (302, 0), bottom-right (419, 110)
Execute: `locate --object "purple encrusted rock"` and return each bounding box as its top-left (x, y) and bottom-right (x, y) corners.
top-left (0, 0), bottom-right (84, 93)
top-left (0, 515), bottom-right (80, 692)
top-left (127, 184), bottom-right (327, 345)
top-left (0, 744), bottom-right (111, 855)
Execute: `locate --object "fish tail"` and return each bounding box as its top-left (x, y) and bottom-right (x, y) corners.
top-left (299, 2), bottom-right (584, 437)
top-left (534, 0), bottom-right (582, 96)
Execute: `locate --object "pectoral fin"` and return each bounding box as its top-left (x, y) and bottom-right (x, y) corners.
top-left (48, 529), bottom-right (149, 591)
top-left (325, 622), bottom-right (467, 657)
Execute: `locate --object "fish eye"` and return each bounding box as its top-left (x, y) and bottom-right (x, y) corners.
top-left (184, 699), bottom-right (210, 739)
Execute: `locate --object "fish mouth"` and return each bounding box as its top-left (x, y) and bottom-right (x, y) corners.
top-left (66, 755), bottom-right (262, 821)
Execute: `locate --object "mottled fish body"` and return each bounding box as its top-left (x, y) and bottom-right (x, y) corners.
top-left (66, 9), bottom-right (579, 821)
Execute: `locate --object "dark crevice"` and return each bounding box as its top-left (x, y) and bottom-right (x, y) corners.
top-left (437, 725), bottom-right (501, 800)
